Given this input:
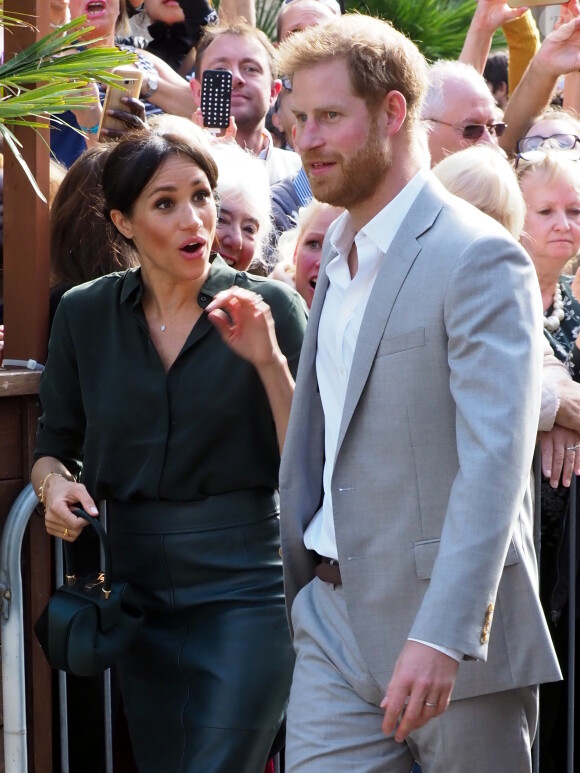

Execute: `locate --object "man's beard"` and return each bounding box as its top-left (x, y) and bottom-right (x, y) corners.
top-left (305, 120), bottom-right (392, 209)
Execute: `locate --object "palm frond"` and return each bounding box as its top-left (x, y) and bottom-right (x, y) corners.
top-left (255, 0), bottom-right (282, 41)
top-left (0, 123), bottom-right (46, 199)
top-left (343, 0), bottom-right (478, 61)
top-left (0, 12), bottom-right (135, 197)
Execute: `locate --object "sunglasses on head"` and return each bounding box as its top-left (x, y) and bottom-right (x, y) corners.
top-left (516, 133), bottom-right (580, 154)
top-left (282, 0), bottom-right (341, 11)
top-left (514, 147), bottom-right (580, 169)
top-left (425, 118), bottom-right (507, 140)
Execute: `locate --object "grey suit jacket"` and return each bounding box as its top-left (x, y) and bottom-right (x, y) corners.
top-left (279, 175), bottom-right (561, 701)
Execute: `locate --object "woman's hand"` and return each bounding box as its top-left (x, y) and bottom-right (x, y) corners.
top-left (32, 459), bottom-right (99, 542)
top-left (100, 96), bottom-right (147, 140)
top-left (206, 287), bottom-right (283, 369)
top-left (539, 425), bottom-right (580, 487)
top-left (43, 475), bottom-right (99, 542)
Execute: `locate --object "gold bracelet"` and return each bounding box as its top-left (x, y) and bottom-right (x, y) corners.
top-left (37, 471), bottom-right (66, 508)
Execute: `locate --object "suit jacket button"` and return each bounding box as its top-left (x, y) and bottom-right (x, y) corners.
top-left (278, 547), bottom-right (283, 558)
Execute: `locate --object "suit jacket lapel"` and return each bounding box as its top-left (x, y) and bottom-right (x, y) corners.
top-left (335, 178), bottom-right (445, 456)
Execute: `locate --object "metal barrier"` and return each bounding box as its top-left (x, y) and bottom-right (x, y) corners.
top-left (0, 489), bottom-right (283, 772)
top-left (0, 488), bottom-right (115, 773)
top-left (0, 483), bottom-right (37, 773)
top-left (532, 454), bottom-right (576, 773)
top-left (567, 477), bottom-right (576, 773)
top-left (0, 471), bottom-right (575, 772)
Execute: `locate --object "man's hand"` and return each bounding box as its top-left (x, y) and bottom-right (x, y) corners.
top-left (539, 424), bottom-right (580, 487)
top-left (380, 641), bottom-right (459, 742)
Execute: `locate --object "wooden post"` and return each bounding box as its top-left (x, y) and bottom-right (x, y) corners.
top-left (3, 0), bottom-right (50, 365)
top-left (2, 5), bottom-right (54, 772)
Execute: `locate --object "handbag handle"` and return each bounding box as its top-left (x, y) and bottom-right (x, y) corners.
top-left (65, 508), bottom-right (113, 599)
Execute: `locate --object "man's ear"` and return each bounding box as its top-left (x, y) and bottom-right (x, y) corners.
top-left (190, 77), bottom-right (202, 107)
top-left (270, 79), bottom-right (282, 108)
top-left (495, 81), bottom-right (508, 104)
top-left (380, 90), bottom-right (407, 137)
top-left (110, 209), bottom-right (134, 241)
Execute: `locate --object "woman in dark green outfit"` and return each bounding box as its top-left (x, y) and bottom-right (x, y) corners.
top-left (31, 130), bottom-right (307, 772)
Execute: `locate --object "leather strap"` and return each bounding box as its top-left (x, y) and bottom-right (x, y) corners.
top-left (315, 557), bottom-right (342, 586)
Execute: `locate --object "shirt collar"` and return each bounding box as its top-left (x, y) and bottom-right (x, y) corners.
top-left (119, 256), bottom-right (240, 310)
top-left (329, 168), bottom-right (429, 259)
top-left (257, 128), bottom-right (273, 160)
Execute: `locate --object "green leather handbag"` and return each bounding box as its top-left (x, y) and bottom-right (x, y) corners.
top-left (35, 508), bottom-right (144, 677)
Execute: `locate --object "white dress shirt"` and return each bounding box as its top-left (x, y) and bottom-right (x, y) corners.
top-left (304, 168), bottom-right (461, 662)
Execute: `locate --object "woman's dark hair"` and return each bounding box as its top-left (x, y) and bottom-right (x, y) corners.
top-left (50, 145), bottom-right (139, 287)
top-left (102, 129), bottom-right (219, 222)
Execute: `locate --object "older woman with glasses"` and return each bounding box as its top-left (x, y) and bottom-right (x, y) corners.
top-left (516, 145), bottom-right (580, 773)
top-left (517, 107), bottom-right (580, 156)
top-left (517, 148), bottom-right (580, 366)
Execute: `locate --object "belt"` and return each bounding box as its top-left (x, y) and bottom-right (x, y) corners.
top-left (314, 556), bottom-right (342, 586)
top-left (107, 489), bottom-right (279, 534)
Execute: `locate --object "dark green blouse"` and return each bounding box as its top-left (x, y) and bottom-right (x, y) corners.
top-left (34, 257), bottom-right (307, 502)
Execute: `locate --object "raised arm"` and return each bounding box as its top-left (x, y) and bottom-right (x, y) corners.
top-left (138, 50), bottom-right (197, 117)
top-left (459, 0), bottom-right (527, 74)
top-left (501, 11), bottom-right (580, 156)
top-left (219, 0), bottom-right (256, 26)
top-left (503, 11), bottom-right (540, 94)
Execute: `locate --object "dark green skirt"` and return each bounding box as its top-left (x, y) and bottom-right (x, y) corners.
top-left (108, 491), bottom-right (294, 773)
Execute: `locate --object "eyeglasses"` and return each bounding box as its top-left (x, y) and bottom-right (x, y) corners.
top-left (425, 118), bottom-right (507, 140)
top-left (516, 133), bottom-right (580, 154)
top-left (514, 147), bottom-right (580, 169)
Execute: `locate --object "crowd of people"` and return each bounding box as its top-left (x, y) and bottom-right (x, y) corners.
top-left (3, 0), bottom-right (580, 770)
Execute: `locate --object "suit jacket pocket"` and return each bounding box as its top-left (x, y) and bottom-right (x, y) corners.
top-left (376, 327), bottom-right (425, 358)
top-left (413, 537), bottom-right (520, 580)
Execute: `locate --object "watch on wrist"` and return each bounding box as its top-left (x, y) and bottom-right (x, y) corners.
top-left (141, 72), bottom-right (159, 100)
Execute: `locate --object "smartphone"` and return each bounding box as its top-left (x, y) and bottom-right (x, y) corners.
top-left (507, 0), bottom-right (561, 6)
top-left (97, 66), bottom-right (144, 142)
top-left (200, 69), bottom-right (233, 130)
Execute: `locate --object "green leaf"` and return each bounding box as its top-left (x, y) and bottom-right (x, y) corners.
top-left (343, 0), bottom-right (478, 61)
top-left (0, 10), bottom-right (136, 197)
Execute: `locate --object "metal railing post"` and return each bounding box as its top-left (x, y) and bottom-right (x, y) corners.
top-left (0, 484), bottom-right (39, 773)
top-left (567, 477), bottom-right (576, 773)
top-left (533, 449), bottom-right (542, 773)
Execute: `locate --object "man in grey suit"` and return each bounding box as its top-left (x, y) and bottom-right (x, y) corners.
top-left (276, 14), bottom-right (561, 772)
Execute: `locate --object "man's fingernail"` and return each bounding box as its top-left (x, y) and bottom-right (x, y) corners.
top-left (89, 506), bottom-right (98, 514)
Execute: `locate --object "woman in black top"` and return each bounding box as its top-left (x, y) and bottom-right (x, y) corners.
top-left (32, 130), bottom-right (307, 773)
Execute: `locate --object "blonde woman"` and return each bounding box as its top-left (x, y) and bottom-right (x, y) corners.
top-left (272, 199), bottom-right (343, 308)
